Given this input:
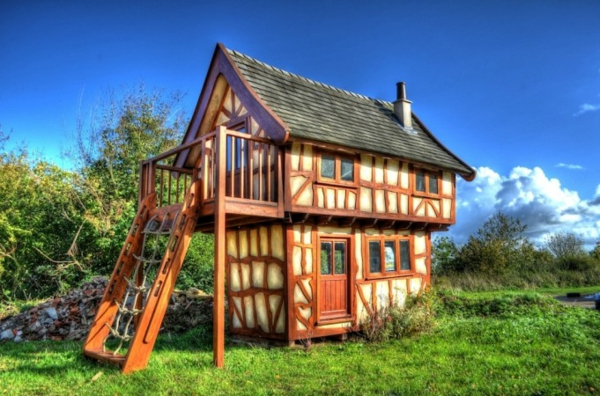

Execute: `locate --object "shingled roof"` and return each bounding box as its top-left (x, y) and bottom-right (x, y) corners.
top-left (225, 48), bottom-right (475, 179)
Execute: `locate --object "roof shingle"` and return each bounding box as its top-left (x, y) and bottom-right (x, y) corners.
top-left (226, 48), bottom-right (474, 178)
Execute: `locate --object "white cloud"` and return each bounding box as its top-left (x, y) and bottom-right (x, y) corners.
top-left (573, 103), bottom-right (600, 116)
top-left (556, 163), bottom-right (584, 170)
top-left (449, 166), bottom-right (600, 250)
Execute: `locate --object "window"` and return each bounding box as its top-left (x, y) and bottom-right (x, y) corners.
top-left (320, 240), bottom-right (346, 275)
top-left (366, 236), bottom-right (411, 277)
top-left (415, 169), bottom-right (439, 195)
top-left (318, 151), bottom-right (355, 184)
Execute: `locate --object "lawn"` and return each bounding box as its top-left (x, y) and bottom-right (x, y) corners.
top-left (1, 291), bottom-right (600, 395)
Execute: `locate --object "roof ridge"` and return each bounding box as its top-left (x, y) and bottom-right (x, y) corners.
top-left (227, 48), bottom-right (391, 105)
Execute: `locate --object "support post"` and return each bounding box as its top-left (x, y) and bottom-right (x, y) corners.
top-left (213, 126), bottom-right (227, 368)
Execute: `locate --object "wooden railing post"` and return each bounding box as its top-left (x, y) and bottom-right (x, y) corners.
top-left (213, 126), bottom-right (227, 368)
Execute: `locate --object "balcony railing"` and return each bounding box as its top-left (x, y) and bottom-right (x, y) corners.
top-left (139, 126), bottom-right (283, 218)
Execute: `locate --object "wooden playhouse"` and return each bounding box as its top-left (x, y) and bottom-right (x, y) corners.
top-left (83, 43), bottom-right (475, 372)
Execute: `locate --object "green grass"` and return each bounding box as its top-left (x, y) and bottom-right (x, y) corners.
top-left (2, 292), bottom-right (600, 395)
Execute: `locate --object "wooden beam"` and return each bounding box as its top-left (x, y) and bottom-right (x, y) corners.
top-left (213, 126), bottom-right (227, 368)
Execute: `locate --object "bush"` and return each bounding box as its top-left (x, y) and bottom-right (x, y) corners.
top-left (361, 291), bottom-right (436, 342)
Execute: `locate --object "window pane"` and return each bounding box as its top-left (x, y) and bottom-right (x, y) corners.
top-left (384, 241), bottom-right (396, 272)
top-left (369, 241), bottom-right (381, 273)
top-left (321, 242), bottom-right (332, 275)
top-left (321, 154), bottom-right (335, 179)
top-left (416, 171), bottom-right (425, 192)
top-left (429, 173), bottom-right (438, 194)
top-left (340, 157), bottom-right (354, 181)
top-left (334, 242), bottom-right (346, 274)
top-left (400, 240), bottom-right (410, 270)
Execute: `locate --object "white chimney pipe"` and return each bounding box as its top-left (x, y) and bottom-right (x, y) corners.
top-left (394, 82), bottom-right (412, 129)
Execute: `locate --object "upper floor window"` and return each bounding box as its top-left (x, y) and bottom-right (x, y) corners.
top-left (318, 151), bottom-right (355, 184)
top-left (415, 169), bottom-right (439, 195)
top-left (366, 236), bottom-right (411, 278)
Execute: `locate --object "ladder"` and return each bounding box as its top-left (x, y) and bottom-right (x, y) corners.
top-left (83, 180), bottom-right (200, 373)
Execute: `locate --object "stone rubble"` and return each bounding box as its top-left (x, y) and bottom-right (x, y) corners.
top-left (0, 276), bottom-right (214, 343)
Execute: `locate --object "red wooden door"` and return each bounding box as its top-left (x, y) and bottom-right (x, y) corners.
top-left (319, 239), bottom-right (350, 320)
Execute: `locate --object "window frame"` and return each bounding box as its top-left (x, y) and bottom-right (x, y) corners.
top-left (316, 150), bottom-right (357, 186)
top-left (413, 168), bottom-right (441, 197)
top-left (364, 235), bottom-right (412, 279)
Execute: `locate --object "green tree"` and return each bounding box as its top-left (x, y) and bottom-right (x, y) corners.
top-left (0, 130), bottom-right (85, 300)
top-left (68, 84), bottom-right (188, 274)
top-left (431, 236), bottom-right (460, 274)
top-left (68, 84), bottom-right (215, 291)
top-left (457, 212), bottom-right (535, 274)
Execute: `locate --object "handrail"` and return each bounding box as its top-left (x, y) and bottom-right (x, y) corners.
top-left (139, 126), bottom-right (283, 211)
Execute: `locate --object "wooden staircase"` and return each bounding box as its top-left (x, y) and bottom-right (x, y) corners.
top-left (83, 180), bottom-right (201, 373)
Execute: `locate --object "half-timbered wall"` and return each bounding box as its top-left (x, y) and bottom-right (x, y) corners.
top-left (287, 142), bottom-right (455, 222)
top-left (286, 223), bottom-right (430, 341)
top-left (226, 224), bottom-right (286, 338)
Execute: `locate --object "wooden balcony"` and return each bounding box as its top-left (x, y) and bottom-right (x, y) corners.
top-left (139, 126), bottom-right (284, 230)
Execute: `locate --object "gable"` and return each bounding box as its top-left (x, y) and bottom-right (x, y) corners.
top-left (177, 44), bottom-right (290, 168)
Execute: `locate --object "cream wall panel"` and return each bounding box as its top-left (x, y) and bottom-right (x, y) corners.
top-left (250, 229), bottom-right (258, 257)
top-left (253, 261), bottom-right (265, 287)
top-left (375, 190), bottom-right (385, 213)
top-left (303, 226), bottom-right (312, 244)
top-left (442, 171), bottom-right (453, 195)
top-left (337, 189), bottom-right (346, 209)
top-left (302, 145), bottom-right (313, 171)
top-left (227, 231), bottom-right (237, 257)
top-left (376, 281), bottom-right (389, 311)
top-left (299, 306), bottom-right (311, 320)
top-left (297, 319), bottom-right (307, 331)
top-left (400, 163), bottom-right (409, 189)
top-left (416, 257), bottom-right (427, 275)
top-left (360, 154), bottom-right (373, 181)
top-left (259, 227), bottom-right (269, 256)
top-left (232, 299), bottom-right (242, 328)
top-left (360, 187), bottom-right (372, 212)
top-left (244, 296), bottom-right (255, 328)
top-left (239, 230), bottom-right (248, 259)
top-left (387, 191), bottom-right (398, 213)
top-left (410, 277), bottom-right (422, 293)
top-left (392, 279), bottom-right (407, 307)
top-left (431, 200), bottom-right (440, 217)
top-left (294, 284), bottom-right (309, 304)
top-left (374, 157), bottom-right (384, 183)
top-left (414, 232), bottom-right (426, 255)
top-left (255, 293), bottom-right (269, 332)
top-left (443, 198), bottom-right (452, 219)
top-left (355, 229), bottom-right (363, 280)
top-left (230, 263), bottom-right (241, 291)
top-left (414, 198), bottom-right (425, 216)
top-left (267, 263), bottom-right (284, 289)
top-left (291, 142), bottom-right (301, 171)
top-left (292, 247), bottom-right (302, 276)
top-left (297, 187), bottom-right (313, 206)
top-left (348, 191), bottom-right (357, 210)
top-left (271, 225), bottom-right (284, 260)
top-left (290, 175), bottom-right (307, 197)
top-left (387, 160), bottom-right (399, 185)
top-left (276, 307), bottom-right (285, 333)
top-left (301, 278), bottom-right (313, 300)
top-left (241, 263), bottom-right (251, 290)
top-left (400, 194), bottom-right (409, 214)
top-left (317, 188), bottom-right (324, 208)
top-left (326, 188), bottom-right (335, 209)
top-left (304, 248), bottom-right (313, 274)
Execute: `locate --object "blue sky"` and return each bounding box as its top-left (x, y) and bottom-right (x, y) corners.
top-left (1, 0), bottom-right (599, 248)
